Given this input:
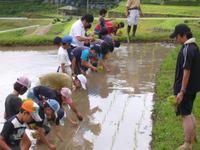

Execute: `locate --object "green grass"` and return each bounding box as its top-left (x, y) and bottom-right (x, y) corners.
top-left (0, 1), bottom-right (63, 18)
top-left (0, 21), bottom-right (71, 46)
top-left (1, 19), bottom-right (200, 46)
top-left (0, 19), bottom-right (52, 31)
top-left (152, 21), bottom-right (200, 150)
top-left (109, 2), bottom-right (200, 17)
top-left (112, 19), bottom-right (200, 43)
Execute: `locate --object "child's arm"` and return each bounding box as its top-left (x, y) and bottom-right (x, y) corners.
top-left (67, 116), bottom-right (78, 126)
top-left (0, 137), bottom-right (11, 150)
top-left (62, 105), bottom-right (78, 126)
top-left (98, 59), bottom-right (110, 72)
top-left (52, 125), bottom-right (64, 142)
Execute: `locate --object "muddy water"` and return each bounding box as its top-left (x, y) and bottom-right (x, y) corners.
top-left (0, 43), bottom-right (172, 150)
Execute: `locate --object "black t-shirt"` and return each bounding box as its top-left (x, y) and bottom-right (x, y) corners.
top-left (33, 86), bottom-right (61, 104)
top-left (67, 46), bottom-right (76, 61)
top-left (0, 116), bottom-right (26, 147)
top-left (174, 42), bottom-right (200, 95)
top-left (4, 94), bottom-right (22, 120)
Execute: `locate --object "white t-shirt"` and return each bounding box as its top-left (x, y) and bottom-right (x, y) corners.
top-left (58, 46), bottom-right (71, 66)
top-left (69, 19), bottom-right (85, 46)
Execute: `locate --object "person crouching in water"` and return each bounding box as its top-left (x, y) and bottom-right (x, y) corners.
top-left (28, 99), bottom-right (74, 149)
top-left (27, 85), bottom-right (83, 121)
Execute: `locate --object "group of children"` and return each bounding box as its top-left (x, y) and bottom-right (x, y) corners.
top-left (0, 73), bottom-right (87, 150)
top-left (0, 9), bottom-right (123, 150)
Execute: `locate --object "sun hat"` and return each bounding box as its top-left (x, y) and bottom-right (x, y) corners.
top-left (77, 74), bottom-right (87, 90)
top-left (21, 99), bottom-right (42, 122)
top-left (60, 87), bottom-right (72, 98)
top-left (46, 99), bottom-right (60, 113)
top-left (170, 24), bottom-right (191, 38)
top-left (62, 36), bottom-right (73, 44)
top-left (16, 76), bottom-right (31, 88)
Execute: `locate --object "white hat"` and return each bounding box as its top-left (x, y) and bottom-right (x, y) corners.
top-left (60, 87), bottom-right (72, 98)
top-left (77, 74), bottom-right (87, 90)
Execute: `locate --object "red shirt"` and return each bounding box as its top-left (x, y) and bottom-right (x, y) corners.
top-left (95, 20), bottom-right (114, 34)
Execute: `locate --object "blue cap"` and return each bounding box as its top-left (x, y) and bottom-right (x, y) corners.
top-left (62, 36), bottom-right (73, 44)
top-left (46, 99), bottom-right (60, 113)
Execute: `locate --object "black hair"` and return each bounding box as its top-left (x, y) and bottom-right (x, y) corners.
top-left (43, 102), bottom-right (50, 109)
top-left (84, 42), bottom-right (91, 47)
top-left (100, 42), bottom-right (109, 56)
top-left (81, 14), bottom-right (94, 23)
top-left (99, 27), bottom-right (108, 38)
top-left (118, 22), bottom-right (124, 28)
top-left (85, 23), bottom-right (92, 30)
top-left (114, 40), bottom-right (120, 48)
top-left (19, 108), bottom-right (29, 114)
top-left (100, 27), bottom-right (108, 35)
top-left (19, 108), bottom-right (26, 113)
top-left (108, 42), bottom-right (114, 52)
top-left (180, 32), bottom-right (193, 39)
top-left (99, 9), bottom-right (107, 15)
top-left (14, 82), bottom-right (28, 95)
top-left (90, 45), bottom-right (101, 54)
top-left (53, 36), bottom-right (62, 45)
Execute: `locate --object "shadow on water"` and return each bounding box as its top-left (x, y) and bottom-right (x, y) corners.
top-left (0, 43), bottom-right (172, 150)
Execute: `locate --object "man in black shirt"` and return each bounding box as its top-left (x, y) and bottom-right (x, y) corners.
top-left (170, 24), bottom-right (200, 149)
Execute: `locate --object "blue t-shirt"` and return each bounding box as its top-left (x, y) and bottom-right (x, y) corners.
top-left (81, 49), bottom-right (103, 61)
top-left (72, 46), bottom-right (88, 61)
top-left (81, 49), bottom-right (90, 61)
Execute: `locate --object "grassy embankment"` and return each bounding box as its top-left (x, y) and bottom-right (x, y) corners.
top-left (0, 19), bottom-right (76, 46)
top-left (1, 2), bottom-right (200, 45)
top-left (109, 1), bottom-right (200, 18)
top-left (0, 1), bottom-right (63, 18)
top-left (1, 18), bottom-right (199, 46)
top-left (152, 19), bottom-right (200, 150)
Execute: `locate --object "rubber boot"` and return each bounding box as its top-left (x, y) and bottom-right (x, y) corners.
top-left (127, 25), bottom-right (131, 35)
top-left (133, 25), bottom-right (137, 36)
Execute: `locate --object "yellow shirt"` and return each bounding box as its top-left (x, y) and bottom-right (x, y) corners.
top-left (126, 0), bottom-right (140, 8)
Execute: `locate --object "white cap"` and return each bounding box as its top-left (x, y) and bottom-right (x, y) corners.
top-left (60, 87), bottom-right (72, 98)
top-left (77, 74), bottom-right (87, 90)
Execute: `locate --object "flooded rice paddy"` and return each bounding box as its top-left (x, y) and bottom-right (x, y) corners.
top-left (0, 43), bottom-right (172, 150)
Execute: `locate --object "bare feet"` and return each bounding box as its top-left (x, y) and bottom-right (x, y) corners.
top-left (178, 143), bottom-right (192, 150)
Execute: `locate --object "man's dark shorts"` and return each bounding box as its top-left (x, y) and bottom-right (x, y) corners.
top-left (176, 93), bottom-right (196, 116)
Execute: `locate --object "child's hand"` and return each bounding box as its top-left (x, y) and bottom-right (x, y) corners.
top-left (71, 121), bottom-right (78, 127)
top-left (76, 112), bottom-right (83, 121)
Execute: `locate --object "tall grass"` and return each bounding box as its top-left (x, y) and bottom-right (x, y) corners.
top-left (153, 20), bottom-right (200, 150)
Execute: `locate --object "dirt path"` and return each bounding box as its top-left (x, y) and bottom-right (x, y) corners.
top-left (31, 24), bottom-right (52, 36)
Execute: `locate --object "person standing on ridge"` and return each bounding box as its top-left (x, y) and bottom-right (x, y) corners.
top-left (170, 24), bottom-right (200, 149)
top-left (126, 0), bottom-right (143, 37)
